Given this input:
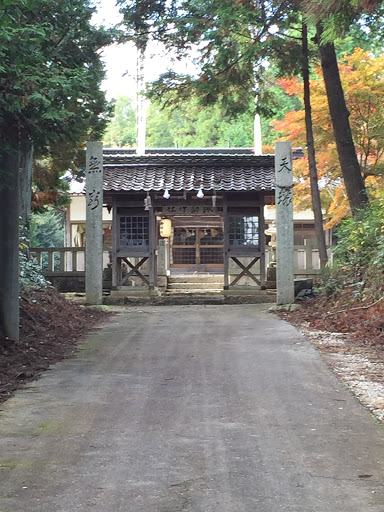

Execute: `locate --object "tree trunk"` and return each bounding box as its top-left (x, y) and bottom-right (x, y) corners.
top-left (0, 137), bottom-right (20, 341)
top-left (302, 24), bottom-right (328, 267)
top-left (18, 135), bottom-right (34, 228)
top-left (316, 23), bottom-right (369, 213)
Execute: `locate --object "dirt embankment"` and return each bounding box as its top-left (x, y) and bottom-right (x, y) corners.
top-left (0, 288), bottom-right (109, 404)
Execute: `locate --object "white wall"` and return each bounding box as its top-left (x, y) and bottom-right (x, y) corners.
top-left (69, 194), bottom-right (112, 222)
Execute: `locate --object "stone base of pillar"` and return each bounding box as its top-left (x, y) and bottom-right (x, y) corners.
top-left (266, 265), bottom-right (276, 289)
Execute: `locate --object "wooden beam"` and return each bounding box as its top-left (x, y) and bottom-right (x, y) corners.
top-left (122, 257), bottom-right (149, 286)
top-left (230, 257), bottom-right (261, 287)
top-left (228, 248), bottom-right (262, 257)
top-left (226, 201), bottom-right (262, 207)
top-left (116, 201), bottom-right (146, 208)
top-left (154, 199), bottom-right (223, 207)
top-left (113, 198), bottom-right (262, 208)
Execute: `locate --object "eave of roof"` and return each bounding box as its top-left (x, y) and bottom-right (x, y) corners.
top-left (103, 152), bottom-right (277, 192)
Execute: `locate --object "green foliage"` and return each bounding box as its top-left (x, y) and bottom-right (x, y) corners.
top-left (29, 209), bottom-right (64, 248)
top-left (146, 104), bottom-right (174, 147)
top-left (19, 225), bottom-right (49, 292)
top-left (19, 250), bottom-right (50, 291)
top-left (105, 91), bottom-right (300, 149)
top-left (117, 0), bottom-right (168, 50)
top-left (103, 96), bottom-right (136, 147)
top-left (119, 0), bottom-right (299, 115)
top-left (147, 98), bottom-right (255, 147)
top-left (322, 201), bottom-right (384, 300)
top-left (0, 0), bottom-right (115, 197)
top-left (333, 202), bottom-right (384, 271)
top-left (303, 0), bottom-right (384, 49)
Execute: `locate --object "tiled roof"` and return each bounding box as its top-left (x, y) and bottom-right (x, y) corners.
top-left (103, 153), bottom-right (277, 192)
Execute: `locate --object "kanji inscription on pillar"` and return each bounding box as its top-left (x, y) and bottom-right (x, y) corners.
top-left (275, 142), bottom-right (294, 305)
top-left (86, 141), bottom-right (103, 305)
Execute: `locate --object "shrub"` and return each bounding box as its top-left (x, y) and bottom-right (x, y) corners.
top-left (19, 224), bottom-right (50, 292)
top-left (333, 201), bottom-right (384, 276)
top-left (321, 201), bottom-right (384, 301)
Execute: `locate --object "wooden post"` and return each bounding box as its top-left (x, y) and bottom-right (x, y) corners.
top-left (223, 193), bottom-right (229, 290)
top-left (48, 250), bottom-right (54, 272)
top-left (259, 203), bottom-right (266, 289)
top-left (72, 250), bottom-right (78, 272)
top-left (85, 141), bottom-right (103, 305)
top-left (305, 239), bottom-right (314, 270)
top-left (111, 197), bottom-right (118, 289)
top-left (275, 142), bottom-right (295, 304)
top-left (59, 250), bottom-right (65, 272)
top-left (148, 203), bottom-right (157, 290)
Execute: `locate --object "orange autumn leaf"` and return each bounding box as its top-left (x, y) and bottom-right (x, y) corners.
top-left (272, 48), bottom-right (384, 226)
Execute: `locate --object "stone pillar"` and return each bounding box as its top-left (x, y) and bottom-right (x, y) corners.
top-left (86, 141), bottom-right (103, 305)
top-left (275, 142), bottom-right (294, 304)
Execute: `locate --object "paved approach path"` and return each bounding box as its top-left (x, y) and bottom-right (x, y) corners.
top-left (1, 305), bottom-right (384, 512)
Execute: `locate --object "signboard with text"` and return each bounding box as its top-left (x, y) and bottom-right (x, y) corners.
top-left (162, 205), bottom-right (220, 216)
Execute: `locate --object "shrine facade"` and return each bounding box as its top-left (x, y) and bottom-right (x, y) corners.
top-left (102, 148), bottom-right (278, 294)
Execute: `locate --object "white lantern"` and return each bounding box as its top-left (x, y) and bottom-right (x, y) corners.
top-left (159, 218), bottom-right (172, 238)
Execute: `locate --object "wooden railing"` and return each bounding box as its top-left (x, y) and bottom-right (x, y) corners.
top-left (30, 247), bottom-right (85, 274)
top-left (30, 247), bottom-right (111, 275)
top-left (30, 241), bottom-right (325, 277)
top-left (266, 241), bottom-right (323, 276)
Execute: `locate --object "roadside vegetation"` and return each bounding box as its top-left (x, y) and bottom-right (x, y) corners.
top-left (279, 200), bottom-right (384, 422)
top-left (0, 227), bottom-right (108, 405)
top-left (326, 201), bottom-right (384, 304)
top-left (285, 200), bottom-right (384, 347)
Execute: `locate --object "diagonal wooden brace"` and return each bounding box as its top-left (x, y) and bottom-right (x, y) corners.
top-left (121, 257), bottom-right (149, 286)
top-left (230, 257), bottom-right (260, 287)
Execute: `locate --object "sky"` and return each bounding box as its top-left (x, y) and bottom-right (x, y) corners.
top-left (92, 0), bottom-right (195, 100)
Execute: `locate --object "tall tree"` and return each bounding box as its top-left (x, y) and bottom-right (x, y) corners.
top-left (315, 23), bottom-right (368, 212)
top-left (119, 0), bottom-right (296, 113)
top-left (302, 1), bottom-right (384, 211)
top-left (273, 49), bottom-right (384, 225)
top-left (120, 0), bottom-right (374, 213)
top-left (301, 24), bottom-right (328, 266)
top-left (0, 0), bottom-right (113, 340)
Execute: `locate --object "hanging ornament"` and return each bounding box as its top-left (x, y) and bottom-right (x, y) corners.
top-left (144, 192), bottom-right (152, 210)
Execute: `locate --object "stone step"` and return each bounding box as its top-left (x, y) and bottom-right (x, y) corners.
top-left (167, 282), bottom-right (223, 290)
top-left (161, 296), bottom-right (225, 305)
top-left (105, 293), bottom-right (276, 306)
top-left (160, 295), bottom-right (276, 305)
top-left (165, 288), bottom-right (223, 296)
top-left (168, 274), bottom-right (224, 284)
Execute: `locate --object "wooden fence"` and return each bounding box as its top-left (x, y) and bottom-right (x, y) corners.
top-left (31, 240), bottom-right (323, 279)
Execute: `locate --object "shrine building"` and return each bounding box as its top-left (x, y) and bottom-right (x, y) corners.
top-left (101, 148), bottom-right (283, 296)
